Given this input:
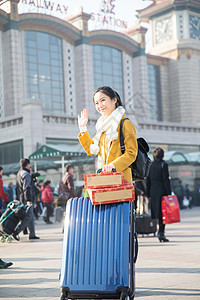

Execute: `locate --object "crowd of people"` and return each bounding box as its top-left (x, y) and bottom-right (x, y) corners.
top-left (0, 161), bottom-right (76, 242)
top-left (78, 86), bottom-right (194, 244)
top-left (0, 85), bottom-right (196, 271)
top-left (0, 160), bottom-right (76, 269)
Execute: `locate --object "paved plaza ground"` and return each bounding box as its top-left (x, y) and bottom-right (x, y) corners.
top-left (0, 206), bottom-right (200, 300)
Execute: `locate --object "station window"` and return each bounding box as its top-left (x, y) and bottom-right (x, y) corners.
top-left (0, 140), bottom-right (23, 164)
top-left (147, 64), bottom-right (162, 121)
top-left (92, 45), bottom-right (124, 101)
top-left (24, 31), bottom-right (65, 114)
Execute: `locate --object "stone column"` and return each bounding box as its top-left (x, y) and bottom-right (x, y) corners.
top-left (2, 0), bottom-right (23, 118)
top-left (132, 54), bottom-right (149, 121)
top-left (74, 43), bottom-right (94, 117)
top-left (22, 101), bottom-right (44, 157)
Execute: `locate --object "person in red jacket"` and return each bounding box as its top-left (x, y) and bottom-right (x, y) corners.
top-left (41, 180), bottom-right (54, 224)
top-left (0, 166), bottom-right (9, 212)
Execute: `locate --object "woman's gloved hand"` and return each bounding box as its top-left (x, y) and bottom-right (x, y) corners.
top-left (101, 163), bottom-right (115, 173)
top-left (78, 109), bottom-right (88, 133)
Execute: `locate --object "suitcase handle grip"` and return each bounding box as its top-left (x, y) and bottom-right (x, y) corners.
top-left (97, 168), bottom-right (116, 174)
top-left (133, 232), bottom-right (138, 264)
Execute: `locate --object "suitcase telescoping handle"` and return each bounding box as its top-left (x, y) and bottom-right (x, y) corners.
top-left (134, 232), bottom-right (138, 264)
top-left (96, 168), bottom-right (117, 174)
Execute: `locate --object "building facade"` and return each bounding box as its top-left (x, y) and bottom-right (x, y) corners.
top-left (0, 0), bottom-right (200, 194)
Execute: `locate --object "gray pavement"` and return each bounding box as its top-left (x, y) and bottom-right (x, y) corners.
top-left (0, 207), bottom-right (200, 300)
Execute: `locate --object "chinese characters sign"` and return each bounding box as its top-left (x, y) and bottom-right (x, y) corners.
top-left (90, 0), bottom-right (127, 30)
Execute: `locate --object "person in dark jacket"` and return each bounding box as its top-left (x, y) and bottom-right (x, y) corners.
top-left (174, 179), bottom-right (184, 210)
top-left (41, 180), bottom-right (54, 224)
top-left (13, 158), bottom-right (40, 241)
top-left (6, 182), bottom-right (14, 203)
top-left (35, 179), bottom-right (44, 218)
top-left (58, 165), bottom-right (76, 206)
top-left (147, 147), bottom-right (171, 242)
top-left (31, 172), bottom-right (41, 219)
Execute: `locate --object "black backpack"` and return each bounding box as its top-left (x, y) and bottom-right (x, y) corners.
top-left (119, 118), bottom-right (151, 182)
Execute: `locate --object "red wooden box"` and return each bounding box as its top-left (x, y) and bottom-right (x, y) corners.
top-left (162, 194), bottom-right (181, 224)
top-left (84, 172), bottom-right (124, 189)
top-left (87, 180), bottom-right (135, 205)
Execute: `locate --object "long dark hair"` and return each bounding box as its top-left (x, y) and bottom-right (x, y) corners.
top-left (93, 86), bottom-right (123, 108)
top-left (43, 180), bottom-right (51, 188)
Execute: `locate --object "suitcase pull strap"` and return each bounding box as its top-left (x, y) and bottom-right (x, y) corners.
top-left (134, 232), bottom-right (138, 264)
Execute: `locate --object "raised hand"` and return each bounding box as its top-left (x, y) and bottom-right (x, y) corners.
top-left (78, 109), bottom-right (88, 128)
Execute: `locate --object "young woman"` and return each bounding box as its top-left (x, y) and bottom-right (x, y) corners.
top-left (78, 86), bottom-right (138, 183)
top-left (146, 147), bottom-right (172, 242)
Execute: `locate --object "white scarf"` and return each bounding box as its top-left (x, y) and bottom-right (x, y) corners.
top-left (90, 106), bottom-right (125, 155)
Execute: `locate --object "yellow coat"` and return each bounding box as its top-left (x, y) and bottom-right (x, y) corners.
top-left (78, 116), bottom-right (138, 183)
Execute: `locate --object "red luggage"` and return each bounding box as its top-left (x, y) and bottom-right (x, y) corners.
top-left (162, 194), bottom-right (181, 224)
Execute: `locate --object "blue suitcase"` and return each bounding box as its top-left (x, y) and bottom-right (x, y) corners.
top-left (60, 197), bottom-right (138, 300)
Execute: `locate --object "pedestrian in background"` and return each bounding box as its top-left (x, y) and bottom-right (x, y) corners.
top-left (41, 180), bottom-right (54, 224)
top-left (14, 158), bottom-right (40, 241)
top-left (35, 179), bottom-right (44, 218)
top-left (0, 166), bottom-right (9, 214)
top-left (174, 179), bottom-right (184, 210)
top-left (31, 172), bottom-right (41, 219)
top-left (184, 184), bottom-right (192, 209)
top-left (6, 182), bottom-right (14, 203)
top-left (58, 165), bottom-right (76, 207)
top-left (147, 147), bottom-right (171, 242)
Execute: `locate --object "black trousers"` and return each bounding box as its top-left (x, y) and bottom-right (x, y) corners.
top-left (43, 203), bottom-right (53, 222)
top-left (16, 204), bottom-right (35, 237)
top-left (158, 217), bottom-right (165, 236)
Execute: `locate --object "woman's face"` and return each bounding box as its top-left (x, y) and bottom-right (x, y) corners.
top-left (94, 91), bottom-right (117, 118)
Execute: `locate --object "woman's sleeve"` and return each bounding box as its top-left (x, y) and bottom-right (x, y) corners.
top-left (112, 120), bottom-right (138, 172)
top-left (78, 130), bottom-right (94, 155)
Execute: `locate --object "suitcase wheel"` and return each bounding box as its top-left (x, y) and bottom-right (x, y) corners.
top-left (120, 296), bottom-right (130, 300)
top-left (6, 236), bottom-right (13, 243)
top-left (60, 289), bottom-right (68, 300)
top-left (60, 294), bottom-right (68, 300)
top-left (0, 236), bottom-right (6, 243)
top-left (120, 293), bottom-right (131, 300)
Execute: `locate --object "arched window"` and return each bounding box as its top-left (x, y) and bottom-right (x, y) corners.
top-left (24, 31), bottom-right (65, 114)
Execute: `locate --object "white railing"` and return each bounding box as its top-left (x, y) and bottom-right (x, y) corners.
top-left (43, 115), bottom-right (96, 127)
top-left (0, 117), bottom-right (23, 129)
top-left (139, 121), bottom-right (200, 133)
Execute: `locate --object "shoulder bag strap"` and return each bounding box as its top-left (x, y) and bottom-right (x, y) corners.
top-left (119, 117), bottom-right (129, 154)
